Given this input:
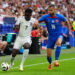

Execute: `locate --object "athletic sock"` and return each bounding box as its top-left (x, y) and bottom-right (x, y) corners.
top-left (47, 56), bottom-right (52, 64)
top-left (55, 46), bottom-right (61, 60)
top-left (10, 55), bottom-right (15, 66)
top-left (20, 49), bottom-right (29, 67)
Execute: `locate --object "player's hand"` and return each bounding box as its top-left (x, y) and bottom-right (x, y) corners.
top-left (34, 21), bottom-right (39, 26)
top-left (69, 31), bottom-right (73, 38)
top-left (34, 19), bottom-right (39, 26)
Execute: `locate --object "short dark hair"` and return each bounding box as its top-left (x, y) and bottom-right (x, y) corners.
top-left (48, 4), bottom-right (55, 8)
top-left (25, 8), bottom-right (32, 14)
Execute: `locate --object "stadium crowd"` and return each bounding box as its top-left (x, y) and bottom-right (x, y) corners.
top-left (0, 0), bottom-right (75, 20)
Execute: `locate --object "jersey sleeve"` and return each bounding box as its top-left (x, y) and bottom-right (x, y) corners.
top-left (38, 15), bottom-right (46, 22)
top-left (60, 14), bottom-right (66, 22)
top-left (64, 28), bottom-right (68, 35)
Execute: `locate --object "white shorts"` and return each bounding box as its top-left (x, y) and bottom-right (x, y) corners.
top-left (13, 36), bottom-right (32, 50)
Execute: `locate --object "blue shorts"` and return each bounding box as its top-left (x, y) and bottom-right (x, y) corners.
top-left (47, 35), bottom-right (63, 49)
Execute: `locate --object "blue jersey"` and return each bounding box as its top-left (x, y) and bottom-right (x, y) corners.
top-left (39, 13), bottom-right (66, 36)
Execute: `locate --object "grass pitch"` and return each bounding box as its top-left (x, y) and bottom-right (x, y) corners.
top-left (0, 47), bottom-right (75, 75)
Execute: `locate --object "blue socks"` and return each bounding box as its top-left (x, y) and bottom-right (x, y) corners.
top-left (55, 46), bottom-right (61, 60)
top-left (47, 46), bottom-right (61, 64)
top-left (47, 56), bottom-right (52, 64)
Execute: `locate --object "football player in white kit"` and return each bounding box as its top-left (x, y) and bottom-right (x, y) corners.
top-left (10, 8), bottom-right (38, 71)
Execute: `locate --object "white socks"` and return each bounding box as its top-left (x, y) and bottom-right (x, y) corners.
top-left (10, 49), bottom-right (29, 69)
top-left (20, 49), bottom-right (29, 67)
top-left (10, 55), bottom-right (15, 66)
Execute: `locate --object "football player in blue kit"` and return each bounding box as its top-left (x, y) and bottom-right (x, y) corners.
top-left (38, 4), bottom-right (73, 70)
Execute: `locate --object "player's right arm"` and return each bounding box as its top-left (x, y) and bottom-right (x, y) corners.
top-left (13, 17), bottom-right (21, 31)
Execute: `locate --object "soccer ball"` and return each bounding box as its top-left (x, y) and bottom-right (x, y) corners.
top-left (1, 62), bottom-right (9, 71)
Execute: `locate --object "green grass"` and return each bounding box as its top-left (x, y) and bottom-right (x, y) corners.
top-left (0, 47), bottom-right (75, 75)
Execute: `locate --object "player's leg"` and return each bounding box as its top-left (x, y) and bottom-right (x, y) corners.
top-left (47, 37), bottom-right (55, 70)
top-left (10, 49), bottom-right (19, 67)
top-left (20, 42), bottom-right (31, 71)
top-left (10, 37), bottom-right (22, 67)
top-left (55, 35), bottom-right (63, 66)
top-left (47, 48), bottom-right (52, 70)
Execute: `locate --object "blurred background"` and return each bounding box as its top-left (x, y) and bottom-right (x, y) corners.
top-left (0, 0), bottom-right (75, 56)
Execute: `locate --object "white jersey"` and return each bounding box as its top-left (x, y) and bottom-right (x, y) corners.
top-left (16, 16), bottom-right (35, 37)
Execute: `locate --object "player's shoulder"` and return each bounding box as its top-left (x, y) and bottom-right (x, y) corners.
top-left (56, 13), bottom-right (65, 18)
top-left (18, 16), bottom-right (24, 20)
top-left (42, 14), bottom-right (49, 17)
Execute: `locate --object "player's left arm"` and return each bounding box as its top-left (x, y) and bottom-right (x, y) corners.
top-left (13, 17), bottom-right (21, 31)
top-left (65, 19), bottom-right (73, 37)
top-left (61, 14), bottom-right (73, 37)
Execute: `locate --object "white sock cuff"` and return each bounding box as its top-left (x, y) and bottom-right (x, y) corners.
top-left (24, 49), bottom-right (29, 53)
top-left (23, 49), bottom-right (29, 56)
top-left (57, 46), bottom-right (61, 47)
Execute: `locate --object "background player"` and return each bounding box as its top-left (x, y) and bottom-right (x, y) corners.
top-left (38, 4), bottom-right (73, 70)
top-left (10, 8), bottom-right (38, 71)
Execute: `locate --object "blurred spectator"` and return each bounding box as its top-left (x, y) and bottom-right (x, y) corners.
top-left (39, 26), bottom-right (44, 42)
top-left (41, 27), bottom-right (48, 49)
top-left (71, 18), bottom-right (75, 46)
top-left (62, 25), bottom-right (71, 49)
top-left (0, 0), bottom-right (74, 22)
top-left (72, 18), bottom-right (75, 31)
top-left (41, 27), bottom-right (48, 42)
top-left (0, 0), bottom-right (75, 50)
top-left (43, 27), bottom-right (48, 39)
top-left (30, 27), bottom-right (41, 54)
top-left (32, 27), bottom-right (41, 37)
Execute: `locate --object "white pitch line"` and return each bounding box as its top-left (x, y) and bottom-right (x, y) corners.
top-left (11, 58), bottom-right (75, 69)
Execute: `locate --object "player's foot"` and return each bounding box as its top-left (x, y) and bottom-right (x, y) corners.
top-left (48, 64), bottom-right (52, 70)
top-left (54, 61), bottom-right (59, 67)
top-left (11, 62), bottom-right (14, 66)
top-left (19, 65), bottom-right (23, 71)
top-left (9, 62), bottom-right (14, 70)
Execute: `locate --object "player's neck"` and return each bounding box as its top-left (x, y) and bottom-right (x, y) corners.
top-left (51, 13), bottom-right (56, 17)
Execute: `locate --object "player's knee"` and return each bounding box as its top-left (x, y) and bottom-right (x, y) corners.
top-left (47, 53), bottom-right (51, 58)
top-left (23, 43), bottom-right (31, 49)
top-left (57, 38), bottom-right (62, 46)
top-left (47, 49), bottom-right (52, 57)
top-left (47, 55), bottom-right (50, 58)
top-left (12, 49), bottom-right (18, 57)
top-left (57, 41), bottom-right (62, 46)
